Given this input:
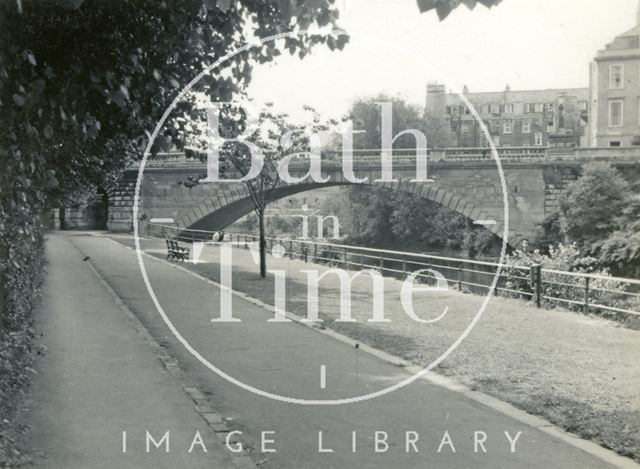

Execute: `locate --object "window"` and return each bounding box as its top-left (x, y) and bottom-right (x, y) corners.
top-left (504, 103), bottom-right (514, 114)
top-left (522, 120), bottom-right (531, 133)
top-left (503, 120), bottom-right (513, 134)
top-left (490, 104), bottom-right (500, 114)
top-left (534, 103), bottom-right (544, 112)
top-left (450, 106), bottom-right (459, 116)
top-left (534, 132), bottom-right (543, 146)
top-left (481, 105), bottom-right (489, 114)
top-left (609, 140), bottom-right (622, 147)
top-left (609, 64), bottom-right (624, 89)
top-left (609, 100), bottom-right (624, 127)
top-left (524, 103), bottom-right (531, 113)
top-left (490, 120), bottom-right (501, 133)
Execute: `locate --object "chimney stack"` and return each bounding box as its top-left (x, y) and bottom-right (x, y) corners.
top-left (425, 82), bottom-right (447, 117)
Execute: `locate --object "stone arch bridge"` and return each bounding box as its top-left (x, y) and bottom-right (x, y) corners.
top-left (107, 147), bottom-right (640, 246)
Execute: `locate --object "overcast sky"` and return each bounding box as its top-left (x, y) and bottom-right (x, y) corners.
top-left (245, 0), bottom-right (639, 120)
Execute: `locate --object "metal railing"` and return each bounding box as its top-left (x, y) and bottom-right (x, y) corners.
top-left (139, 222), bottom-right (640, 318)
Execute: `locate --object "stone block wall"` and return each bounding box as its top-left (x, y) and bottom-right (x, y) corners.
top-left (543, 165), bottom-right (580, 217)
top-left (107, 178), bottom-right (137, 232)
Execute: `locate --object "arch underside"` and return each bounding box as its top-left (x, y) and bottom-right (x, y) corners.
top-left (179, 180), bottom-right (516, 245)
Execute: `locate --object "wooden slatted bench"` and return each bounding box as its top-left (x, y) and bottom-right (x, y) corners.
top-left (166, 239), bottom-right (190, 262)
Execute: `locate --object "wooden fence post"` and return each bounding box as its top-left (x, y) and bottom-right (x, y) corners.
top-left (530, 264), bottom-right (542, 308)
top-left (584, 277), bottom-right (590, 314)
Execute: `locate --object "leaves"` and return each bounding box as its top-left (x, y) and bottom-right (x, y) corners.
top-left (559, 162), bottom-right (628, 249)
top-left (12, 94), bottom-right (25, 107)
top-left (216, 0), bottom-right (231, 13)
top-left (417, 0), bottom-right (502, 19)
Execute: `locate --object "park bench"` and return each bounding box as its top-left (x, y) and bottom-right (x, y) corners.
top-left (165, 239), bottom-right (190, 262)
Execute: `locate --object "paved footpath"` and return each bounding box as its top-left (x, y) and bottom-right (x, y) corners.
top-left (23, 234), bottom-right (236, 468)
top-left (27, 233), bottom-right (628, 469)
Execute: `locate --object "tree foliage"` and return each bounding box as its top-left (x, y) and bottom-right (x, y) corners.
top-left (417, 0), bottom-right (503, 20)
top-left (1, 0), bottom-right (344, 204)
top-left (595, 194), bottom-right (640, 278)
top-left (553, 162), bottom-right (640, 279)
top-left (337, 186), bottom-right (499, 256)
top-left (559, 162), bottom-right (628, 250)
top-left (349, 94), bottom-right (454, 150)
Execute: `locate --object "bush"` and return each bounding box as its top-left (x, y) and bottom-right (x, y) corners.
top-left (503, 243), bottom-right (640, 321)
top-left (559, 162), bottom-right (628, 249)
top-left (0, 210), bottom-right (46, 465)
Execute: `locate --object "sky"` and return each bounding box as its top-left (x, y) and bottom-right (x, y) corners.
top-left (245, 0), bottom-right (639, 120)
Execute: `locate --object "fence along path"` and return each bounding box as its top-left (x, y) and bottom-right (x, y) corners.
top-left (140, 222), bottom-right (640, 318)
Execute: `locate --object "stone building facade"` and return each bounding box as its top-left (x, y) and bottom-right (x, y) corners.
top-left (426, 83), bottom-right (588, 148)
top-left (587, 6), bottom-right (640, 147)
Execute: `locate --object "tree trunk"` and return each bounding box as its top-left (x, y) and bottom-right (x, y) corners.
top-left (258, 209), bottom-right (267, 278)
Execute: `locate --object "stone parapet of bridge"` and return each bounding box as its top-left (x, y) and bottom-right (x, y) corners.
top-left (129, 146), bottom-right (640, 170)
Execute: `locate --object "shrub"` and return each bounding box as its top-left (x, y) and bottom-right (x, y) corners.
top-left (559, 162), bottom-right (628, 248)
top-left (503, 243), bottom-right (640, 321)
top-left (0, 209), bottom-right (46, 465)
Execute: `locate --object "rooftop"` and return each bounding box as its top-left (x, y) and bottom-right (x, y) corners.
top-left (445, 87), bottom-right (589, 106)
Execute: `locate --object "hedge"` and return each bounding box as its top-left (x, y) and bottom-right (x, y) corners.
top-left (0, 202), bottom-right (46, 466)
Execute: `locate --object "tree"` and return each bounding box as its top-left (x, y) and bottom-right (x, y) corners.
top-left (424, 113), bottom-right (456, 149)
top-left (595, 194), bottom-right (640, 278)
top-left (227, 105), bottom-right (336, 277)
top-left (559, 162), bottom-right (629, 250)
top-left (1, 1), bottom-right (345, 206)
top-left (345, 186), bottom-right (396, 246)
top-left (186, 103), bottom-right (336, 277)
top-left (350, 95), bottom-right (425, 150)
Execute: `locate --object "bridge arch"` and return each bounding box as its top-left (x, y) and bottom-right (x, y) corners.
top-left (178, 178), bottom-right (509, 244)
